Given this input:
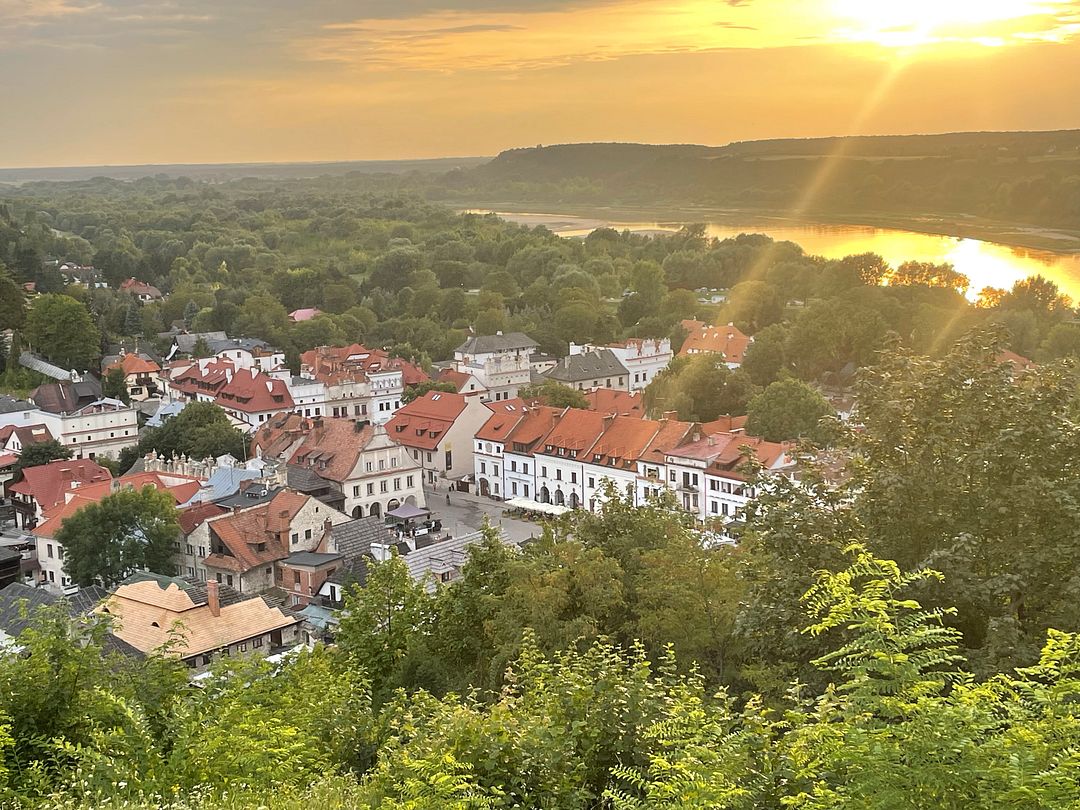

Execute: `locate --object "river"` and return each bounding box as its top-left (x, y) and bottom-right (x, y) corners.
top-left (465, 210), bottom-right (1080, 303)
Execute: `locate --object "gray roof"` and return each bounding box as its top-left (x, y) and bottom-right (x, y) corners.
top-left (214, 485), bottom-right (282, 509)
top-left (30, 379), bottom-right (104, 415)
top-left (544, 349), bottom-right (629, 384)
top-left (145, 400), bottom-right (185, 428)
top-left (0, 396), bottom-right (31, 414)
top-left (122, 572), bottom-right (249, 609)
top-left (20, 352), bottom-right (76, 380)
top-left (206, 337), bottom-right (275, 356)
top-left (285, 551), bottom-right (343, 568)
top-left (402, 529), bottom-right (518, 592)
top-left (183, 467), bottom-right (261, 506)
top-left (456, 332), bottom-right (538, 355)
top-left (286, 465), bottom-right (332, 494)
top-left (0, 582), bottom-right (142, 657)
top-left (173, 332), bottom-right (227, 354)
top-left (326, 518), bottom-right (390, 587)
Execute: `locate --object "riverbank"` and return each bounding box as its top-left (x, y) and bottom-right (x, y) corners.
top-left (452, 200), bottom-right (1080, 256)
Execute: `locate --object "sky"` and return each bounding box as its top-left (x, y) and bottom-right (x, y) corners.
top-left (1, 0), bottom-right (1080, 166)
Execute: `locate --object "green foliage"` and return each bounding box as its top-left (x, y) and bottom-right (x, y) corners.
top-left (518, 379), bottom-right (590, 409)
top-left (644, 354), bottom-right (757, 421)
top-left (0, 268), bottom-right (26, 330)
top-left (745, 376), bottom-right (833, 443)
top-left (23, 294), bottom-right (100, 371)
top-left (56, 486), bottom-right (180, 587)
top-left (102, 367), bottom-right (130, 404)
top-left (121, 402), bottom-right (246, 473)
top-left (11, 439), bottom-right (72, 475)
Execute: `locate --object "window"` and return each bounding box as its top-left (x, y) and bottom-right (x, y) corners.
top-left (294, 571), bottom-right (301, 585)
top-left (394, 478), bottom-right (402, 491)
top-left (238, 642), bottom-right (247, 652)
top-left (365, 462), bottom-right (373, 472)
top-left (445, 450), bottom-right (453, 469)
top-left (367, 483), bottom-right (375, 495)
top-left (510, 460), bottom-right (517, 472)
top-left (305, 529), bottom-right (312, 540)
top-left (556, 470), bottom-right (562, 481)
top-left (291, 532), bottom-right (299, 544)
top-left (378, 459), bottom-right (385, 471)
top-left (253, 637), bottom-right (263, 648)
top-left (187, 566), bottom-right (195, 576)
top-left (524, 484), bottom-right (530, 497)
top-left (669, 470), bottom-right (677, 482)
top-left (427, 453), bottom-right (433, 463)
top-left (58, 547), bottom-right (64, 560)
top-left (570, 472), bottom-right (577, 484)
top-left (480, 461), bottom-right (487, 474)
top-left (512, 482), bottom-right (518, 495)
top-left (186, 544), bottom-right (194, 555)
top-left (709, 480), bottom-right (719, 491)
top-left (226, 575), bottom-right (234, 587)
top-left (198, 547), bottom-right (205, 557)
top-left (353, 486), bottom-right (360, 497)
top-left (588, 477), bottom-right (595, 488)
top-left (216, 573), bottom-right (223, 583)
top-left (47, 544), bottom-right (53, 559)
top-left (523, 463), bottom-right (529, 474)
top-left (406, 475), bottom-right (414, 487)
top-left (391, 457), bottom-right (398, 468)
top-left (541, 466), bottom-right (548, 478)
top-left (380, 481), bottom-right (388, 493)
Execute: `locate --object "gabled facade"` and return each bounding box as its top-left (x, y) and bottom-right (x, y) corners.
top-left (104, 353), bottom-right (161, 401)
top-left (544, 349), bottom-right (630, 392)
top-left (572, 338), bottom-right (672, 391)
top-left (473, 400), bottom-right (526, 499)
top-left (385, 391), bottom-right (495, 486)
top-left (453, 332), bottom-right (538, 402)
top-left (533, 409), bottom-right (609, 509)
top-left (679, 323), bottom-right (752, 368)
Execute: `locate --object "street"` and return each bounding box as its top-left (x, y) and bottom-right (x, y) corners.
top-left (423, 486), bottom-right (543, 546)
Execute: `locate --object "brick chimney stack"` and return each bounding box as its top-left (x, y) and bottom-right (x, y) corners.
top-left (207, 580), bottom-right (220, 617)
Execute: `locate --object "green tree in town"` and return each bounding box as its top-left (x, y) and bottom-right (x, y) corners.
top-left (402, 380), bottom-right (458, 404)
top-left (23, 294), bottom-right (101, 371)
top-left (745, 376), bottom-right (833, 443)
top-left (103, 367), bottom-right (131, 404)
top-left (0, 269), bottom-right (26, 330)
top-left (56, 486), bottom-right (180, 588)
top-left (11, 439), bottom-right (72, 476)
top-left (518, 379), bottom-right (590, 409)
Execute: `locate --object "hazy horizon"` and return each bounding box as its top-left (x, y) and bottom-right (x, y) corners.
top-left (2, 0), bottom-right (1079, 167)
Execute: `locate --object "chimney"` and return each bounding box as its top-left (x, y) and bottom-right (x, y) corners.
top-left (207, 580), bottom-right (220, 617)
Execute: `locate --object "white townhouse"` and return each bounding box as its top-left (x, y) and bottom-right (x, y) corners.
top-left (571, 338), bottom-right (672, 392)
top-left (453, 332), bottom-right (539, 402)
top-left (473, 401), bottom-right (526, 499)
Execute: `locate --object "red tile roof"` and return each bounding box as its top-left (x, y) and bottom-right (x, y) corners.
top-left (538, 409), bottom-right (608, 455)
top-left (680, 323), bottom-right (752, 364)
top-left (119, 278), bottom-right (162, 298)
top-left (0, 423), bottom-right (55, 449)
top-left (106, 354), bottom-right (160, 376)
top-left (205, 490), bottom-right (309, 573)
top-left (997, 349), bottom-right (1036, 371)
top-left (288, 418), bottom-right (374, 483)
top-left (32, 472), bottom-right (202, 538)
top-left (10, 459), bottom-right (112, 512)
top-left (585, 389), bottom-right (644, 417)
top-left (216, 368), bottom-right (294, 414)
top-left (476, 400), bottom-right (526, 442)
top-left (588, 416), bottom-right (661, 469)
top-left (288, 308), bottom-right (323, 323)
top-left (299, 344), bottom-right (429, 387)
top-left (385, 391), bottom-right (469, 450)
top-left (178, 502), bottom-right (228, 535)
top-left (639, 419), bottom-right (698, 465)
top-left (504, 406), bottom-right (562, 451)
top-left (437, 368), bottom-right (478, 393)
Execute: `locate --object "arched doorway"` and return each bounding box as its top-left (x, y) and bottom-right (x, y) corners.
top-left (405, 495), bottom-right (417, 506)
top-left (369, 502), bottom-right (382, 518)
top-left (569, 492), bottom-right (579, 509)
top-left (352, 506), bottom-right (362, 518)
top-left (479, 478), bottom-right (490, 497)
top-left (387, 499), bottom-right (401, 512)
top-left (539, 486), bottom-right (551, 504)
top-left (554, 489), bottom-right (565, 506)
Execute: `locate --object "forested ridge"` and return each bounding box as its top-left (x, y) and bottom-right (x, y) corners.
top-left (440, 131), bottom-right (1080, 233)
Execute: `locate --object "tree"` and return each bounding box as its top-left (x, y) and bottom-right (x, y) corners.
top-left (23, 294), bottom-right (100, 371)
top-left (644, 355), bottom-right (757, 421)
top-left (740, 323), bottom-right (788, 387)
top-left (889, 260), bottom-right (969, 294)
top-left (11, 440), bottom-right (71, 476)
top-left (403, 380), bottom-right (458, 404)
top-left (745, 376), bottom-right (832, 443)
top-left (102, 367), bottom-right (130, 404)
top-left (123, 303), bottom-right (142, 336)
top-left (0, 269), bottom-right (25, 330)
top-left (518, 379), bottom-right (590, 409)
top-left (56, 486), bottom-right (179, 587)
top-left (182, 299), bottom-right (199, 327)
top-left (723, 280), bottom-right (785, 333)
top-left (122, 402), bottom-right (246, 473)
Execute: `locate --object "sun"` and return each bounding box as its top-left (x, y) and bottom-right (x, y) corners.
top-left (830, 0), bottom-right (1065, 47)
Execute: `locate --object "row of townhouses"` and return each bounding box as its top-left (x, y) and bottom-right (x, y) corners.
top-left (473, 404), bottom-right (792, 525)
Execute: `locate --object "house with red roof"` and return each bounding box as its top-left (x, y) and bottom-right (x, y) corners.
top-left (584, 389), bottom-right (645, 418)
top-left (473, 399), bottom-right (526, 499)
top-left (201, 490), bottom-right (350, 594)
top-left (501, 405), bottom-right (563, 502)
top-left (216, 367), bottom-right (295, 428)
top-left (7, 458), bottom-right (112, 530)
top-left (298, 344), bottom-right (427, 423)
top-left (119, 278), bottom-right (163, 302)
top-left (437, 368), bottom-right (487, 398)
top-left (288, 308), bottom-right (323, 323)
top-left (679, 323), bottom-right (753, 368)
top-left (104, 352), bottom-right (161, 401)
top-left (532, 409), bottom-right (611, 509)
top-left (385, 390), bottom-right (495, 487)
top-left (664, 432), bottom-right (792, 524)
